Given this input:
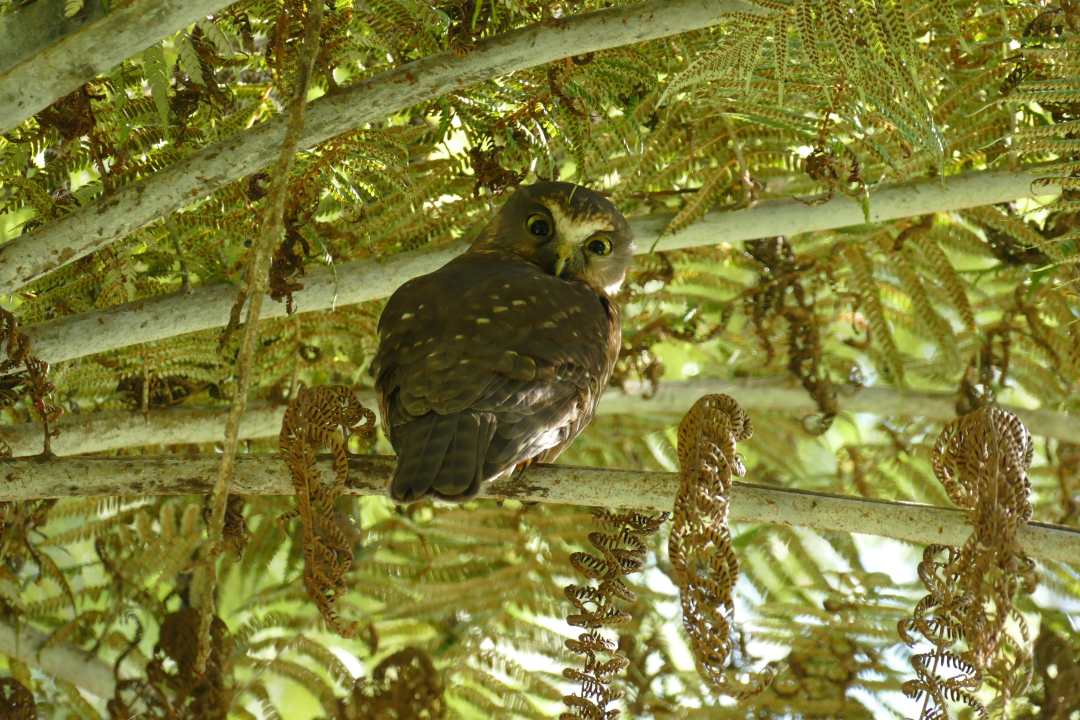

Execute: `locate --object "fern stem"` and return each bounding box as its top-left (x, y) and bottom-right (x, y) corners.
top-left (15, 166), bottom-right (1062, 370)
top-left (2, 455), bottom-right (1077, 566)
top-left (194, 0), bottom-right (322, 675)
top-left (5, 377), bottom-right (1078, 457)
top-left (0, 0), bottom-right (234, 133)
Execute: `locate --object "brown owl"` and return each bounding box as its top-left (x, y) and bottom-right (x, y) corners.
top-left (372, 182), bottom-right (633, 503)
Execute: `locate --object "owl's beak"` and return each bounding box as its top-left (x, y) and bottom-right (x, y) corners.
top-left (553, 242), bottom-right (574, 278)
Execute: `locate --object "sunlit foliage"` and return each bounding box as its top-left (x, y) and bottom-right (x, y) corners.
top-left (1, 0), bottom-right (1078, 718)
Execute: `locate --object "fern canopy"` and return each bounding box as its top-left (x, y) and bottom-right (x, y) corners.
top-left (0, 0), bottom-right (1078, 718)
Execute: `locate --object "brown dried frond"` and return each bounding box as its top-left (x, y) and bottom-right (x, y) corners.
top-left (37, 84), bottom-right (99, 142)
top-left (0, 498), bottom-right (70, 610)
top-left (468, 139), bottom-right (525, 196)
top-left (932, 406), bottom-right (1034, 542)
top-left (222, 494), bottom-right (248, 557)
top-left (1055, 442), bottom-right (1079, 525)
top-left (279, 384), bottom-right (376, 636)
top-left (1, 308), bottom-right (62, 456)
top-left (1020, 624), bottom-right (1080, 719)
top-left (797, 88), bottom-right (866, 205)
top-left (899, 406), bottom-right (1037, 720)
top-left (109, 607), bottom-right (233, 720)
top-left (744, 237), bottom-right (837, 433)
top-left (0, 677), bottom-right (35, 720)
top-left (669, 394), bottom-right (774, 698)
top-left (802, 136), bottom-right (864, 206)
top-left (268, 222), bottom-right (310, 314)
top-left (159, 606), bottom-right (233, 684)
top-left (561, 508), bottom-right (667, 719)
top-left (750, 624), bottom-right (875, 718)
top-left (962, 284), bottom-right (1077, 402)
top-left (336, 647), bottom-right (445, 719)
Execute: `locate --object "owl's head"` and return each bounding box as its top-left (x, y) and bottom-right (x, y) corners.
top-left (474, 182), bottom-right (634, 295)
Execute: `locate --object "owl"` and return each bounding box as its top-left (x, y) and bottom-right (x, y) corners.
top-left (372, 182), bottom-right (633, 503)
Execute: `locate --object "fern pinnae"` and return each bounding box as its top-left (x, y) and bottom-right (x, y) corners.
top-left (893, 251), bottom-right (962, 374)
top-left (843, 245), bottom-right (907, 384)
top-left (912, 229), bottom-right (977, 331)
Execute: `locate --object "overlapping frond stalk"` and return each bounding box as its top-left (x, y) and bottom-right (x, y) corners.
top-left (899, 406), bottom-right (1038, 719)
top-left (194, 0), bottom-right (326, 677)
top-left (670, 394), bottom-right (774, 696)
top-left (561, 509), bottom-right (667, 719)
top-left (279, 385), bottom-right (376, 636)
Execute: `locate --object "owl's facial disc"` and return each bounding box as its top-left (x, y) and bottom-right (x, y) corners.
top-left (473, 182), bottom-right (633, 294)
top-left (544, 203), bottom-right (614, 280)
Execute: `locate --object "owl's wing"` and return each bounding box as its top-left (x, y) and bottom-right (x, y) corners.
top-left (373, 253), bottom-right (619, 502)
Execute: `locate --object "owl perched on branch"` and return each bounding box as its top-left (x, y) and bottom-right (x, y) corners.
top-left (372, 182), bottom-right (633, 503)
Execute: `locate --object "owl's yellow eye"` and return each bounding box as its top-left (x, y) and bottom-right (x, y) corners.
top-left (526, 213), bottom-right (552, 237)
top-left (587, 236), bottom-right (613, 256)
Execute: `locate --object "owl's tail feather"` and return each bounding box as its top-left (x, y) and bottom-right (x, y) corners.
top-left (389, 412), bottom-right (497, 503)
